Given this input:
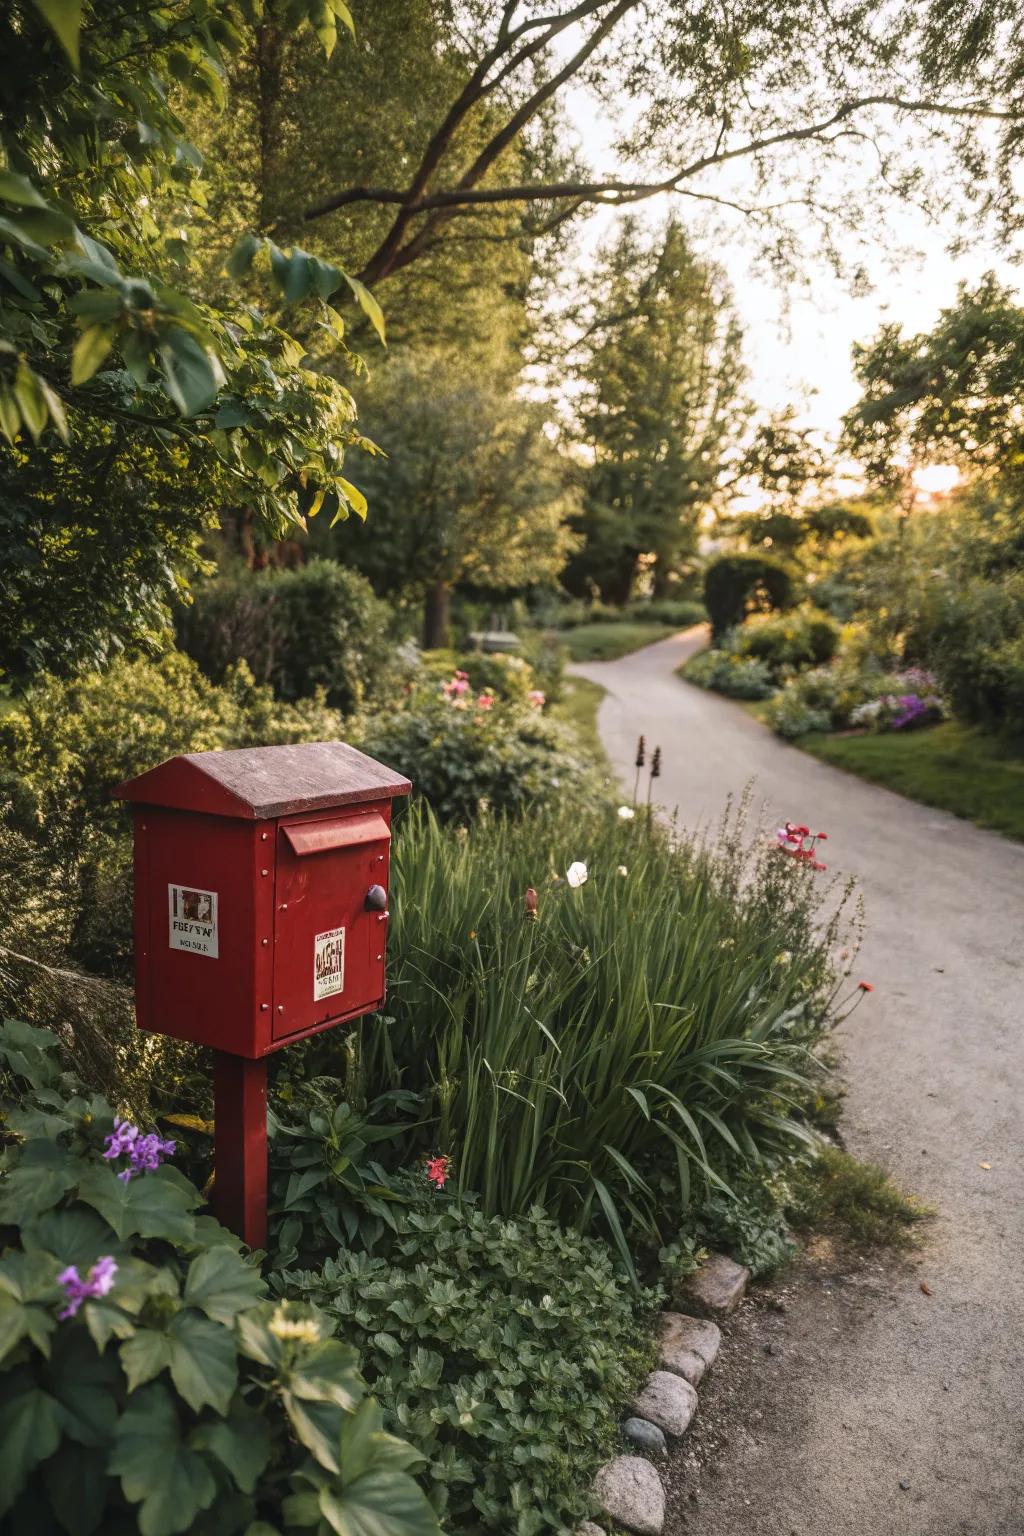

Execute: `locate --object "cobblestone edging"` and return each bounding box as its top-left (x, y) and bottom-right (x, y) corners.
top-left (586, 1254), bottom-right (750, 1534)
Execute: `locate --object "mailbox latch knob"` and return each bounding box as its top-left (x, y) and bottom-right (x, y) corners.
top-left (365, 884), bottom-right (388, 912)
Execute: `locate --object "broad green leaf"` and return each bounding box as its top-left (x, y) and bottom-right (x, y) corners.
top-left (281, 1390), bottom-right (343, 1472)
top-left (339, 1396), bottom-right (380, 1484)
top-left (31, 0), bottom-right (83, 68)
top-left (49, 1329), bottom-right (120, 1448)
top-left (0, 1384), bottom-right (62, 1515)
top-left (13, 359), bottom-right (49, 440)
top-left (167, 1309), bottom-right (238, 1414)
top-left (24, 1204), bottom-right (115, 1265)
top-left (286, 1337), bottom-right (364, 1409)
top-left (193, 1405), bottom-right (271, 1493)
top-left (0, 1138), bottom-right (77, 1223)
top-left (108, 1385), bottom-right (217, 1536)
top-left (314, 2), bottom-right (337, 57)
top-left (0, 1289), bottom-right (56, 1363)
top-left (183, 1246), bottom-right (265, 1326)
top-left (46, 1438), bottom-right (109, 1536)
top-left (76, 1163), bottom-right (198, 1245)
top-left (0, 384), bottom-right (20, 443)
top-left (337, 476), bottom-right (368, 519)
top-left (37, 374), bottom-right (68, 439)
top-left (120, 1328), bottom-right (174, 1394)
top-left (235, 1308), bottom-right (286, 1370)
top-left (344, 274), bottom-right (386, 345)
top-left (0, 169), bottom-right (49, 209)
top-left (226, 232), bottom-right (262, 278)
top-left (318, 1469), bottom-right (439, 1536)
top-left (158, 328), bottom-right (224, 416)
top-left (327, 0), bottom-right (356, 35)
top-left (71, 325), bottom-right (115, 385)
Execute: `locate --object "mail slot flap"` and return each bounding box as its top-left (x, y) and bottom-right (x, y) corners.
top-left (282, 811), bottom-right (390, 857)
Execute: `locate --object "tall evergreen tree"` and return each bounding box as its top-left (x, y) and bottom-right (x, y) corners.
top-left (566, 221), bottom-right (744, 602)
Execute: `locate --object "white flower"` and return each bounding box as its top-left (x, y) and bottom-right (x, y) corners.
top-left (617, 805), bottom-right (636, 821)
top-left (775, 950), bottom-right (792, 966)
top-left (566, 861), bottom-right (588, 888)
top-left (617, 865), bottom-right (628, 877)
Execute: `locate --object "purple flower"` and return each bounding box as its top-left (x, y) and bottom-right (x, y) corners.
top-left (104, 1118), bottom-right (175, 1182)
top-left (57, 1255), bottom-right (118, 1320)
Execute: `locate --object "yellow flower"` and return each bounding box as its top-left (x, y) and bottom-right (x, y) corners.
top-left (268, 1303), bottom-right (321, 1346)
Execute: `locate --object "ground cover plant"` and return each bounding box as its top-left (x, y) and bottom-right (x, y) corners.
top-left (0, 1020), bottom-right (439, 1536)
top-left (800, 722), bottom-right (1024, 842)
top-left (280, 1206), bottom-right (658, 1531)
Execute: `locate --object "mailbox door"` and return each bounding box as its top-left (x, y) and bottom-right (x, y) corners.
top-left (272, 809), bottom-right (390, 1040)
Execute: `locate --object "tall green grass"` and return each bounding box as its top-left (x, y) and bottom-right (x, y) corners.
top-left (329, 799), bottom-right (856, 1276)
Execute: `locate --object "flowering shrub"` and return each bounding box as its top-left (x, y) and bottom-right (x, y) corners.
top-left (356, 690), bottom-right (591, 823)
top-left (849, 688), bottom-right (945, 732)
top-left (683, 645), bottom-right (776, 700)
top-left (278, 1206), bottom-right (657, 1532)
top-left (769, 660), bottom-right (948, 739)
top-left (0, 1019), bottom-right (438, 1536)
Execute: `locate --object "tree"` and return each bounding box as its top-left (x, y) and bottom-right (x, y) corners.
top-left (289, 1), bottom-right (1023, 287)
top-left (330, 350), bottom-right (577, 647)
top-left (0, 421), bottom-right (224, 683)
top-left (844, 275), bottom-right (1024, 494)
top-left (187, 0), bottom-right (542, 360)
top-left (0, 0), bottom-right (386, 678)
top-left (566, 221), bottom-right (744, 602)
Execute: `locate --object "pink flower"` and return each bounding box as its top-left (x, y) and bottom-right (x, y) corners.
top-left (443, 674), bottom-right (469, 698)
top-left (57, 1255), bottom-right (118, 1320)
top-left (528, 690), bottom-right (546, 709)
top-left (775, 820), bottom-right (827, 869)
top-left (425, 1155), bottom-right (451, 1189)
top-left (476, 693), bottom-right (494, 710)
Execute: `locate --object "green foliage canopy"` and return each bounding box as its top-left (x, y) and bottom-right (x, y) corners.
top-left (0, 0), bottom-right (390, 680)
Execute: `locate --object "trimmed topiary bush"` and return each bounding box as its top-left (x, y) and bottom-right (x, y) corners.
top-left (703, 554), bottom-right (797, 639)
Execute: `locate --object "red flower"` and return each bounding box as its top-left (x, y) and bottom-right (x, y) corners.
top-left (425, 1155), bottom-right (451, 1189)
top-left (858, 981), bottom-right (874, 992)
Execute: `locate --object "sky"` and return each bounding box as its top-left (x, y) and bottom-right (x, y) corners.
top-left (558, 66), bottom-right (1023, 455)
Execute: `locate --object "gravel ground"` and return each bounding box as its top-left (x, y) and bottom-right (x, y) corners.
top-left (570, 628), bottom-right (1024, 1536)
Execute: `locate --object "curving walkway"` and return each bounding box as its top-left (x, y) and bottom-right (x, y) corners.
top-left (570, 627), bottom-right (1024, 1536)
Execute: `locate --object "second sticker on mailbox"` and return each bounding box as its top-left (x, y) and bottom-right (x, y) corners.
top-left (314, 926), bottom-right (345, 1001)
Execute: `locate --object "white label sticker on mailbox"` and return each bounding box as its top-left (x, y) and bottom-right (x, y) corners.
top-left (168, 884), bottom-right (219, 958)
top-left (314, 926), bottom-right (345, 1001)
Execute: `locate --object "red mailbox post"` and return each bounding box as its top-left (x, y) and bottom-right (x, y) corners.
top-left (116, 741), bottom-right (411, 1248)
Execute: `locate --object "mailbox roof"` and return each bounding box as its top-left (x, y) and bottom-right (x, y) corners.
top-left (115, 741), bottom-right (412, 820)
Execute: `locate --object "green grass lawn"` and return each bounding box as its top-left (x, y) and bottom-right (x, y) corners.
top-left (551, 675), bottom-right (607, 764)
top-left (801, 721), bottom-right (1024, 841)
top-left (561, 621), bottom-right (677, 662)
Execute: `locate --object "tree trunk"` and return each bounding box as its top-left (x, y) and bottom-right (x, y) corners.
top-left (423, 580), bottom-right (451, 650)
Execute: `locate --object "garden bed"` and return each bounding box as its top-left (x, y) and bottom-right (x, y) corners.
top-left (799, 722), bottom-right (1024, 841)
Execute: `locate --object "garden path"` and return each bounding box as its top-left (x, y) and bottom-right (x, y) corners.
top-left (569, 627), bottom-right (1024, 1536)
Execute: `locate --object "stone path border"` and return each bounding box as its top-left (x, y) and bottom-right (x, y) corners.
top-left (587, 1254), bottom-right (747, 1533)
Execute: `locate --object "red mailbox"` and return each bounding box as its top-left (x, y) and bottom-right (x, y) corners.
top-left (116, 741), bottom-right (411, 1246)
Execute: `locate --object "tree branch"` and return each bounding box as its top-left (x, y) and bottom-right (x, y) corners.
top-left (302, 92), bottom-right (1021, 286)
